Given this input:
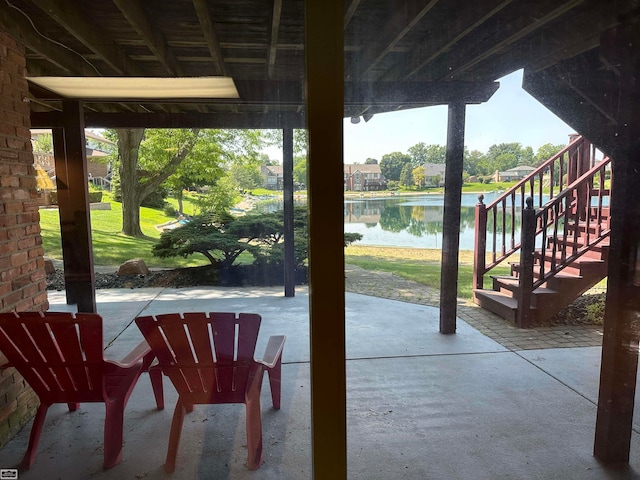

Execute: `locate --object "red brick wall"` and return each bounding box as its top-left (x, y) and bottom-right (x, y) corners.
top-left (0, 32), bottom-right (47, 447)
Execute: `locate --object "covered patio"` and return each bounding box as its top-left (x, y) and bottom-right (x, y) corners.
top-left (2, 286), bottom-right (640, 479)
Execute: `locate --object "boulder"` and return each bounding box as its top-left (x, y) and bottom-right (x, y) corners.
top-left (117, 258), bottom-right (150, 276)
top-left (43, 258), bottom-right (56, 274)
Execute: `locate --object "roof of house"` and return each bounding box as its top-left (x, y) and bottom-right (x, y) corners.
top-left (262, 165), bottom-right (283, 175)
top-left (503, 165), bottom-right (536, 173)
top-left (344, 164), bottom-right (382, 174)
top-left (423, 163), bottom-right (447, 177)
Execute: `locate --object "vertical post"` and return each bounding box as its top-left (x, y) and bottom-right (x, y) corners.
top-left (283, 128), bottom-right (295, 297)
top-left (594, 23), bottom-right (640, 463)
top-left (305, 1), bottom-right (347, 479)
top-left (439, 102), bottom-right (466, 334)
top-left (516, 197), bottom-right (536, 328)
top-left (473, 194), bottom-right (487, 290)
top-left (52, 101), bottom-right (96, 313)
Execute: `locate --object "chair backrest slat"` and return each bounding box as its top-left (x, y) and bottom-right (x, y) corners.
top-left (0, 312), bottom-right (105, 399)
top-left (136, 312), bottom-right (261, 403)
top-left (209, 312), bottom-right (237, 366)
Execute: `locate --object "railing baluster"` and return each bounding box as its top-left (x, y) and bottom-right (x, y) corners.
top-left (476, 136), bottom-right (611, 280)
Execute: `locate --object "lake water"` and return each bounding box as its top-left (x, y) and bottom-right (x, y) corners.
top-left (261, 192), bottom-right (516, 251)
top-left (343, 192), bottom-right (506, 250)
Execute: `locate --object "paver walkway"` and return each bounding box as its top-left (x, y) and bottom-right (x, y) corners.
top-left (344, 264), bottom-right (604, 351)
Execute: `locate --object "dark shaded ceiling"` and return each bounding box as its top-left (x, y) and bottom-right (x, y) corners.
top-left (0, 0), bottom-right (637, 128)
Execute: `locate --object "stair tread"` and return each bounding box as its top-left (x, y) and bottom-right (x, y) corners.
top-left (490, 276), bottom-right (558, 294)
top-left (473, 289), bottom-right (519, 309)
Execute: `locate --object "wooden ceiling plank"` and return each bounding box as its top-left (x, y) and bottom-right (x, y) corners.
top-left (192, 0), bottom-right (228, 76)
top-left (405, 0), bottom-right (513, 79)
top-left (30, 0), bottom-right (143, 76)
top-left (113, 0), bottom-right (185, 76)
top-left (344, 0), bottom-right (363, 30)
top-left (268, 0), bottom-right (283, 79)
top-left (0, 1), bottom-right (98, 75)
top-left (357, 0), bottom-right (440, 79)
top-left (434, 0), bottom-right (584, 80)
top-left (32, 111), bottom-right (307, 129)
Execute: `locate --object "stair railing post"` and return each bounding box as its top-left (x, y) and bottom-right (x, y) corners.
top-left (473, 194), bottom-right (487, 290)
top-left (517, 197), bottom-right (536, 328)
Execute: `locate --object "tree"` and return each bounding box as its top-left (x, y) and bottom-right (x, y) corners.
top-left (229, 163), bottom-right (263, 191)
top-left (115, 128), bottom-right (265, 237)
top-left (364, 158), bottom-right (378, 164)
top-left (153, 207), bottom-right (361, 269)
top-left (535, 143), bottom-right (565, 165)
top-left (380, 151), bottom-right (411, 181)
top-left (117, 128), bottom-right (201, 236)
top-left (412, 165), bottom-right (425, 187)
top-left (293, 155), bottom-right (307, 185)
top-left (483, 143), bottom-right (526, 174)
top-left (464, 149), bottom-right (485, 176)
top-left (408, 143), bottom-right (446, 167)
top-left (400, 163), bottom-right (414, 187)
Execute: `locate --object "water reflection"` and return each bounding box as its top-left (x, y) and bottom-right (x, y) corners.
top-left (260, 192), bottom-right (516, 250)
top-left (343, 195), bottom-right (493, 250)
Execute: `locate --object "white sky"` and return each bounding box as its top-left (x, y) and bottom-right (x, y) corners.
top-left (266, 69), bottom-right (576, 163)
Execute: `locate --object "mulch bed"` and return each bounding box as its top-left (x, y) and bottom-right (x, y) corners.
top-left (46, 264), bottom-right (308, 290)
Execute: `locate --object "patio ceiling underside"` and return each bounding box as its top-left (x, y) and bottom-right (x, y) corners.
top-left (1, 0), bottom-right (637, 128)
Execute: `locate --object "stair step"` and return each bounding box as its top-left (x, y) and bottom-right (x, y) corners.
top-left (510, 262), bottom-right (585, 279)
top-left (491, 276), bottom-right (558, 296)
top-left (473, 290), bottom-right (520, 323)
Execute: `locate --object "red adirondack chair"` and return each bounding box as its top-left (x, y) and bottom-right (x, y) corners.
top-left (0, 311), bottom-right (164, 470)
top-left (135, 312), bottom-right (285, 473)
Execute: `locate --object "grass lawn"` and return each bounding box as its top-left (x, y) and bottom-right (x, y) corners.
top-left (344, 244), bottom-right (511, 299)
top-left (39, 199), bottom-right (208, 268)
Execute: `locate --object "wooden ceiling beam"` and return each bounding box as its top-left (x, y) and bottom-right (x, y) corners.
top-left (0, 1), bottom-right (98, 75)
top-left (29, 0), bottom-right (144, 76)
top-left (344, 0), bottom-right (363, 30)
top-left (267, 0), bottom-right (283, 79)
top-left (31, 111), bottom-right (307, 129)
top-left (113, 0), bottom-right (185, 76)
top-left (400, 0), bottom-right (513, 80)
top-left (192, 0), bottom-right (228, 76)
top-left (356, 0), bottom-right (440, 79)
top-left (428, 0), bottom-right (584, 81)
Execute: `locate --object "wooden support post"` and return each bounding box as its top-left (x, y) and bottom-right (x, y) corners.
top-left (473, 194), bottom-right (487, 290)
top-left (440, 102), bottom-right (466, 334)
top-left (305, 1), bottom-right (347, 478)
top-left (52, 102), bottom-right (96, 313)
top-left (283, 128), bottom-right (295, 297)
top-left (594, 143), bottom-right (640, 462)
top-left (516, 198), bottom-right (536, 328)
top-left (594, 22), bottom-right (640, 464)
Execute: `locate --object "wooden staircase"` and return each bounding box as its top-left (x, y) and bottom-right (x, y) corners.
top-left (473, 136), bottom-right (612, 327)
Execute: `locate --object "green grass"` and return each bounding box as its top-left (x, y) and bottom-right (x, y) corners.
top-left (39, 199), bottom-right (208, 268)
top-left (344, 245), bottom-right (511, 299)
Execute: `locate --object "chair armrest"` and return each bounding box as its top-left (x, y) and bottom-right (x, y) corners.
top-left (118, 340), bottom-right (154, 367)
top-left (257, 335), bottom-right (286, 369)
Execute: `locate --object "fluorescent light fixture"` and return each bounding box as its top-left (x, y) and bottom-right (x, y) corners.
top-left (26, 76), bottom-right (239, 99)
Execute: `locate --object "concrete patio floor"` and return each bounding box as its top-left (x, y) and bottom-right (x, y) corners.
top-left (1, 286), bottom-right (639, 479)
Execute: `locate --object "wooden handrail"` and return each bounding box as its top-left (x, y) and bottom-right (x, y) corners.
top-left (474, 136), bottom-right (604, 287)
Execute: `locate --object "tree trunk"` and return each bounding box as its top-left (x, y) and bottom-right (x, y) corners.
top-left (177, 189), bottom-right (184, 215)
top-left (117, 128), bottom-right (145, 237)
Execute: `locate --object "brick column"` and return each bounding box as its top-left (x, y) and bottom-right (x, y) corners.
top-left (0, 32), bottom-right (47, 447)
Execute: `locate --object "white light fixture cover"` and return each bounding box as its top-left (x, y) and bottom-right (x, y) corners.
top-left (26, 76), bottom-right (239, 99)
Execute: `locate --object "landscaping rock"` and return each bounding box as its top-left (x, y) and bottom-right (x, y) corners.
top-left (117, 258), bottom-right (150, 276)
top-left (43, 258), bottom-right (56, 274)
